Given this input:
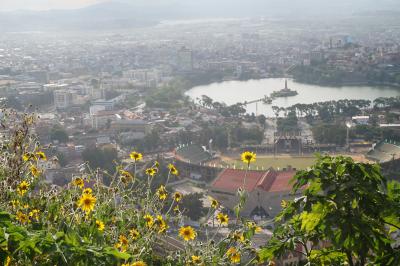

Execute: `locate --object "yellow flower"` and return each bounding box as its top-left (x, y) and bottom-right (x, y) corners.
top-left (191, 255), bottom-right (202, 264)
top-left (143, 214), bottom-right (154, 228)
top-left (36, 151), bottom-right (47, 161)
top-left (17, 180), bottom-right (30, 196)
top-left (120, 170), bottom-right (134, 183)
top-left (168, 164), bottom-right (179, 176)
top-left (154, 161), bottom-right (160, 168)
top-left (30, 165), bottom-right (41, 177)
top-left (23, 152), bottom-right (34, 162)
top-left (232, 231), bottom-right (245, 243)
top-left (132, 261), bottom-right (147, 266)
top-left (173, 205), bottom-right (180, 214)
top-left (96, 220), bottom-right (105, 231)
top-left (173, 192), bottom-right (182, 202)
top-left (115, 235), bottom-right (129, 252)
top-left (29, 209), bottom-right (40, 221)
top-left (227, 247), bottom-right (241, 263)
top-left (155, 215), bottom-right (168, 234)
top-left (217, 213), bottom-right (229, 226)
top-left (10, 200), bottom-right (20, 208)
top-left (241, 151), bottom-right (256, 166)
top-left (119, 234), bottom-right (129, 245)
top-left (25, 115), bottom-right (35, 125)
top-left (16, 211), bottom-right (29, 224)
top-left (83, 188), bottom-right (92, 194)
top-left (156, 185), bottom-right (168, 200)
top-left (130, 151), bottom-right (143, 161)
top-left (247, 221), bottom-right (262, 233)
top-left (73, 177), bottom-right (85, 189)
top-left (281, 199), bottom-right (288, 208)
top-left (209, 197), bottom-right (219, 209)
top-left (179, 226), bottom-right (196, 241)
top-left (129, 228), bottom-right (140, 240)
top-left (230, 252), bottom-right (241, 263)
top-left (77, 193), bottom-right (96, 213)
top-left (227, 247), bottom-right (237, 256)
top-left (145, 168), bottom-right (157, 176)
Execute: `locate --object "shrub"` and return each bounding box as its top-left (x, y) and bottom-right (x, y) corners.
top-left (0, 111), bottom-right (262, 265)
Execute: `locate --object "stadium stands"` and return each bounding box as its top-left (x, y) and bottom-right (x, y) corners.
top-left (175, 144), bottom-right (212, 164)
top-left (366, 140), bottom-right (400, 163)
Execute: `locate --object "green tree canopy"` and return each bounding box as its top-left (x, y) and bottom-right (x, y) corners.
top-left (180, 193), bottom-right (207, 221)
top-left (81, 145), bottom-right (118, 177)
top-left (259, 156), bottom-right (400, 266)
top-left (312, 124), bottom-right (346, 145)
top-left (50, 125), bottom-right (69, 143)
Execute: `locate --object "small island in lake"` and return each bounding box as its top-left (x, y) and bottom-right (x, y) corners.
top-left (271, 80), bottom-right (298, 98)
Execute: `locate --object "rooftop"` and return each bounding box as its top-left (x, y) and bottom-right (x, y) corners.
top-left (211, 168), bottom-right (296, 193)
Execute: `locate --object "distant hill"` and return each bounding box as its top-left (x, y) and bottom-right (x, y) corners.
top-left (0, 0), bottom-right (399, 32)
top-left (0, 2), bottom-right (156, 32)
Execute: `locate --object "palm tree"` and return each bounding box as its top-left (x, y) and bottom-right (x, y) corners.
top-left (272, 106), bottom-right (280, 118)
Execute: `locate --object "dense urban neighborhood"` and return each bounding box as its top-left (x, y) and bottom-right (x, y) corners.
top-left (1, 3), bottom-right (400, 265)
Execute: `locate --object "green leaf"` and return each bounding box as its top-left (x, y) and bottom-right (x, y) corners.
top-left (103, 247), bottom-right (131, 260)
top-left (383, 215), bottom-right (400, 234)
top-left (299, 203), bottom-right (326, 232)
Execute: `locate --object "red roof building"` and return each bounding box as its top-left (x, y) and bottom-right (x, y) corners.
top-left (209, 168), bottom-right (299, 217)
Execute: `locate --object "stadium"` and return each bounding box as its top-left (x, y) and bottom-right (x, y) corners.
top-left (173, 143), bottom-right (305, 217)
top-left (366, 140), bottom-right (400, 163)
top-left (172, 140), bottom-right (387, 218)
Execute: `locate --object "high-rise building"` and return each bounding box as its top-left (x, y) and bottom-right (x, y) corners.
top-left (177, 46), bottom-right (193, 72)
top-left (54, 90), bottom-right (73, 110)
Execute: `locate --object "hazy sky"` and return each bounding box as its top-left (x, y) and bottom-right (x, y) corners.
top-left (0, 0), bottom-right (106, 11)
top-left (1, 0), bottom-right (398, 12)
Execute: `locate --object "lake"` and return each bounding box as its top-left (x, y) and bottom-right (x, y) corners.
top-left (186, 78), bottom-right (400, 117)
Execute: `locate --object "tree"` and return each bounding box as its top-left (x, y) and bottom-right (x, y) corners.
top-left (257, 114), bottom-right (267, 129)
top-left (201, 95), bottom-right (213, 108)
top-left (50, 125), bottom-right (69, 143)
top-left (312, 124), bottom-right (346, 145)
top-left (277, 110), bottom-right (298, 132)
top-left (181, 193), bottom-right (207, 221)
top-left (81, 145), bottom-right (118, 176)
top-left (272, 106), bottom-right (280, 118)
top-left (259, 156), bottom-right (400, 265)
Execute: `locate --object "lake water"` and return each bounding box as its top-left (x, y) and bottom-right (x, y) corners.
top-left (186, 78), bottom-right (400, 117)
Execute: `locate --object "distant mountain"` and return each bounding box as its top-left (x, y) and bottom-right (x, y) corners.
top-left (0, 0), bottom-right (399, 32)
top-left (0, 2), bottom-right (157, 32)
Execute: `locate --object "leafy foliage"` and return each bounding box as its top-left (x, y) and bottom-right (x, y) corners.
top-left (259, 155), bottom-right (400, 265)
top-left (0, 111), bottom-right (262, 265)
top-left (50, 125), bottom-right (69, 143)
top-left (179, 193), bottom-right (207, 221)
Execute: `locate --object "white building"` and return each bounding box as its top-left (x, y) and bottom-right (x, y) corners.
top-left (352, 116), bottom-right (369, 125)
top-left (54, 90), bottom-right (73, 109)
top-left (90, 110), bottom-right (119, 129)
top-left (122, 69), bottom-right (160, 88)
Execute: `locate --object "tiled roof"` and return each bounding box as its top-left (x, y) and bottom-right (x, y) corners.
top-left (211, 169), bottom-right (269, 192)
top-left (211, 168), bottom-right (296, 193)
top-left (267, 170), bottom-right (296, 192)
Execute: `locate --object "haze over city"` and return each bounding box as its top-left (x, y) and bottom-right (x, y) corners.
top-left (0, 0), bottom-right (400, 265)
